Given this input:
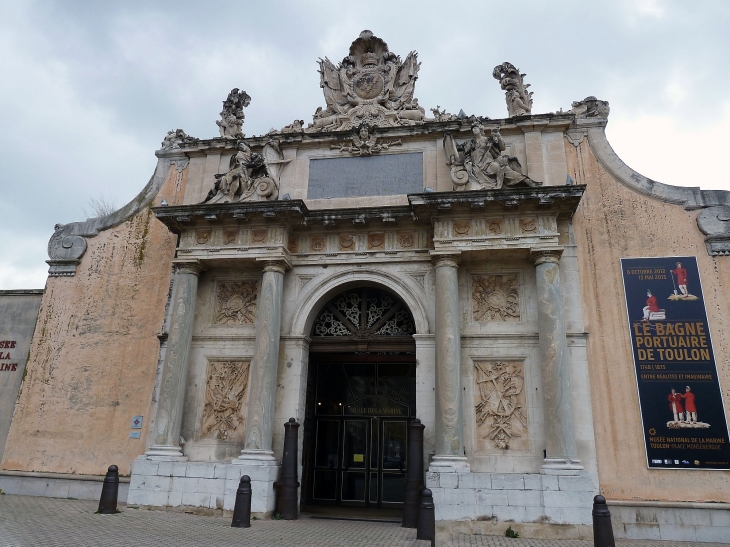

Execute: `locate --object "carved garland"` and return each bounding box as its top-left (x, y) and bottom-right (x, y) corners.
top-left (201, 360), bottom-right (250, 441)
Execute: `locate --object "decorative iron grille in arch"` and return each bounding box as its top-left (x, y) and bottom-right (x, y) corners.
top-left (312, 288), bottom-right (415, 338)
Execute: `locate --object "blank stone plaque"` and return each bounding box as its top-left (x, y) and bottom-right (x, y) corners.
top-left (308, 153), bottom-right (423, 199)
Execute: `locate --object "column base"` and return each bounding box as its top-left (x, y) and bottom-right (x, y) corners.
top-left (541, 458), bottom-right (583, 475)
top-left (233, 449), bottom-right (279, 466)
top-left (428, 455), bottom-right (470, 473)
top-left (144, 445), bottom-right (188, 461)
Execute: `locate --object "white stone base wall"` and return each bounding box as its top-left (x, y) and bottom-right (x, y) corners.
top-left (127, 458), bottom-right (280, 514)
top-left (426, 470), bottom-right (595, 525)
top-left (609, 502), bottom-right (730, 543)
top-left (0, 472), bottom-right (130, 502)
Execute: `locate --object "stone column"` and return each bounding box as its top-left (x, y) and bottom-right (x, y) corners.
top-left (146, 261), bottom-right (203, 460)
top-left (237, 258), bottom-right (288, 464)
top-left (531, 247), bottom-right (581, 470)
top-left (429, 252), bottom-right (468, 470)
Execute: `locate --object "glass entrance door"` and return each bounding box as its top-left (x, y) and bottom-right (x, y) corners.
top-left (379, 420), bottom-right (407, 505)
top-left (311, 417), bottom-right (409, 508)
top-left (306, 354), bottom-right (416, 509)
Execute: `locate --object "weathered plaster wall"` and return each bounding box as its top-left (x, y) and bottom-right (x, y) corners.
top-left (0, 291), bottom-right (44, 461)
top-left (0, 163), bottom-right (188, 476)
top-left (568, 136), bottom-right (730, 502)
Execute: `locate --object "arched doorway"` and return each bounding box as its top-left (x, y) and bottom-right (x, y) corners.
top-left (302, 287), bottom-right (417, 510)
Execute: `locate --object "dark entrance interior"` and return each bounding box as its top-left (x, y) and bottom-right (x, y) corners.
top-left (301, 288), bottom-right (417, 511)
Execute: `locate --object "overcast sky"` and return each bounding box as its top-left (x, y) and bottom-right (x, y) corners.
top-left (1, 0), bottom-right (729, 290)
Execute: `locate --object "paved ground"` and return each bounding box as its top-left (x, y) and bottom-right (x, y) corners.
top-left (0, 495), bottom-right (728, 547)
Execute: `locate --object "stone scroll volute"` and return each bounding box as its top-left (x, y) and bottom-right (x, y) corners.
top-left (474, 360), bottom-right (528, 451)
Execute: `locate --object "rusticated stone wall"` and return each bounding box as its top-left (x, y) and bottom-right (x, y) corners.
top-left (568, 136), bottom-right (730, 503)
top-left (0, 162), bottom-right (188, 476)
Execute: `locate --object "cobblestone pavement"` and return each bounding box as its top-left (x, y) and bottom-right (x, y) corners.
top-left (0, 496), bottom-right (728, 547)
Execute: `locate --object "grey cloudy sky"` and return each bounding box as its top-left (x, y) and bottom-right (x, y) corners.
top-left (1, 0), bottom-right (729, 289)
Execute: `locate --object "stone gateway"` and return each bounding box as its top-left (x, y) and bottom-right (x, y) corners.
top-left (1, 30), bottom-right (730, 542)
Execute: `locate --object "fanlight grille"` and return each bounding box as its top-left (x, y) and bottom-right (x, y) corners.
top-left (312, 288), bottom-right (415, 338)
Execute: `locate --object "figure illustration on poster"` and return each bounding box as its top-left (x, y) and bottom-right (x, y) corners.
top-left (642, 289), bottom-right (666, 321)
top-left (668, 388), bottom-right (684, 423)
top-left (666, 385), bottom-right (709, 429)
top-left (669, 262), bottom-right (698, 301)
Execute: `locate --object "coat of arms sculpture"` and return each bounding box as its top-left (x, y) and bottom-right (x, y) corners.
top-left (306, 30), bottom-right (425, 132)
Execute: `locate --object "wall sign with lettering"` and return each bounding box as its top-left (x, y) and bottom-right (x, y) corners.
top-left (621, 256), bottom-right (730, 469)
top-left (0, 340), bottom-right (18, 371)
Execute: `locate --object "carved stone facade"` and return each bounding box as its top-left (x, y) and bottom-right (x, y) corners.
top-left (472, 274), bottom-right (520, 322)
top-left (474, 361), bottom-right (528, 450)
top-left (214, 281), bottom-right (259, 325)
top-left (201, 360), bottom-right (250, 441)
top-left (16, 26), bottom-right (730, 542)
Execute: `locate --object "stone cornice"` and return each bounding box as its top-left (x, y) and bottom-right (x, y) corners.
top-left (152, 186), bottom-right (585, 234)
top-left (171, 114), bottom-right (577, 155)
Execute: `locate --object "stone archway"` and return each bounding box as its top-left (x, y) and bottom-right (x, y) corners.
top-left (300, 285), bottom-right (418, 511)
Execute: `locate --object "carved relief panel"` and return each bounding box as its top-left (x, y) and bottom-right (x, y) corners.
top-left (472, 274), bottom-right (520, 322)
top-left (432, 214), bottom-right (559, 250)
top-left (214, 281), bottom-right (259, 324)
top-left (474, 360), bottom-right (528, 451)
top-left (201, 360), bottom-right (250, 441)
top-left (293, 230), bottom-right (429, 255)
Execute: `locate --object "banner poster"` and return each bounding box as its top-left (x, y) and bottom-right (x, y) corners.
top-left (621, 256), bottom-right (730, 470)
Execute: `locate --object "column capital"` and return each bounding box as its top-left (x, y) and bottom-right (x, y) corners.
top-left (430, 251), bottom-right (461, 268)
top-left (256, 256), bottom-right (291, 273)
top-left (172, 259), bottom-right (205, 276)
top-left (530, 246), bottom-right (563, 266)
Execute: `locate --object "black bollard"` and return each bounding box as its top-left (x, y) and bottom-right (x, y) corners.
top-left (97, 465), bottom-right (119, 514)
top-left (277, 417), bottom-right (300, 520)
top-left (416, 487), bottom-right (436, 547)
top-left (402, 418), bottom-right (425, 528)
top-left (592, 495), bottom-right (616, 547)
top-left (231, 475), bottom-right (252, 528)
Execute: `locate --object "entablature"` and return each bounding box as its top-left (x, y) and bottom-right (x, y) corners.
top-left (152, 186), bottom-right (584, 267)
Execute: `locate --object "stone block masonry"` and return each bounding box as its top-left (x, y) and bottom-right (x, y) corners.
top-left (426, 471), bottom-right (595, 526)
top-left (127, 458), bottom-right (279, 514)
